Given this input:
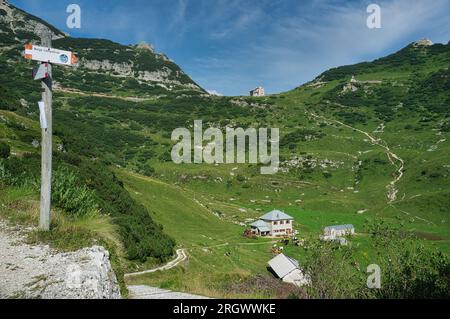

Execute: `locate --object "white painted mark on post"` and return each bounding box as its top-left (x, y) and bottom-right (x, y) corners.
top-left (38, 101), bottom-right (47, 129)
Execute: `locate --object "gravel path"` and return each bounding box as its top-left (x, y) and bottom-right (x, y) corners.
top-left (125, 249), bottom-right (210, 299)
top-left (125, 249), bottom-right (188, 278)
top-left (128, 285), bottom-right (208, 299)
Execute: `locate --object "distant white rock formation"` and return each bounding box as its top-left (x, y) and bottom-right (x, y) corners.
top-left (250, 86), bottom-right (265, 97)
top-left (413, 38), bottom-right (434, 47)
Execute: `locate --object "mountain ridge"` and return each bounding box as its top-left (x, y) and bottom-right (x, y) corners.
top-left (0, 0), bottom-right (205, 97)
top-left (308, 39), bottom-right (449, 84)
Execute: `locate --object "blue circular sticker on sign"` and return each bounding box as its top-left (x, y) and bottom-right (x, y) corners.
top-left (59, 54), bottom-right (69, 63)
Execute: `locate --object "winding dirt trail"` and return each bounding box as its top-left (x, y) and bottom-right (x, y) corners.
top-left (124, 249), bottom-right (187, 278)
top-left (124, 250), bottom-right (212, 299)
top-left (125, 240), bottom-right (278, 277)
top-left (54, 87), bottom-right (156, 102)
top-left (309, 112), bottom-right (405, 203)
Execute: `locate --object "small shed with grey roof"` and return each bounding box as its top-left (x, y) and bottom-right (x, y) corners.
top-left (267, 253), bottom-right (310, 287)
top-left (250, 220), bottom-right (271, 236)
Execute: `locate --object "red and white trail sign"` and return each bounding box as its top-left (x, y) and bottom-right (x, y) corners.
top-left (24, 44), bottom-right (78, 66)
top-left (32, 63), bottom-right (50, 80)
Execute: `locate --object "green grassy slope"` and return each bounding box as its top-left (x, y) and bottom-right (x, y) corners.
top-left (120, 42), bottom-right (449, 296)
top-left (118, 170), bottom-right (282, 298)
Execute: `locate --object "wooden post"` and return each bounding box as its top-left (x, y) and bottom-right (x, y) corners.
top-left (39, 30), bottom-right (53, 231)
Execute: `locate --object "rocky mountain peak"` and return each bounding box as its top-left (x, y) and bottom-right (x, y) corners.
top-left (136, 41), bottom-right (155, 53)
top-left (413, 38), bottom-right (434, 47)
top-left (0, 0), bottom-right (65, 40)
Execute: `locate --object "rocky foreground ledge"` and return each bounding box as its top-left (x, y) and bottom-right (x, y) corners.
top-left (0, 221), bottom-right (121, 299)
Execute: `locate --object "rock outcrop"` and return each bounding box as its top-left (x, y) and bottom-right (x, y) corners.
top-left (0, 221), bottom-right (121, 299)
top-left (0, 0), bottom-right (66, 40)
top-left (413, 38), bottom-right (434, 47)
top-left (0, 0), bottom-right (204, 95)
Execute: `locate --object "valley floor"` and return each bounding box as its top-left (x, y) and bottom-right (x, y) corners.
top-left (119, 164), bottom-right (449, 298)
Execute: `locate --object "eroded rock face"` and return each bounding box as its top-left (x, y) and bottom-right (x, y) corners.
top-left (50, 246), bottom-right (121, 299)
top-left (0, 0), bottom-right (204, 94)
top-left (81, 60), bottom-right (134, 76)
top-left (0, 222), bottom-right (121, 299)
top-left (136, 41), bottom-right (155, 52)
top-left (0, 0), bottom-right (66, 40)
top-left (80, 59), bottom-right (197, 89)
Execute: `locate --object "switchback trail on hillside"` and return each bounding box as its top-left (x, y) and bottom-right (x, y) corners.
top-left (309, 112), bottom-right (405, 203)
top-left (309, 112), bottom-right (433, 224)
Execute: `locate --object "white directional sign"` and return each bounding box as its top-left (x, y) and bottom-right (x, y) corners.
top-left (24, 44), bottom-right (78, 66)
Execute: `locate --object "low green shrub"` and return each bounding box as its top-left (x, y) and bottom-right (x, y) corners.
top-left (0, 153), bottom-right (175, 262)
top-left (0, 142), bottom-right (10, 159)
top-left (52, 167), bottom-right (100, 217)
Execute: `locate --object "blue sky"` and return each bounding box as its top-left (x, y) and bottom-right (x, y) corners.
top-left (10, 0), bottom-right (450, 96)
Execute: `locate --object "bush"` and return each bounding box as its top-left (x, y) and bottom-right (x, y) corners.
top-left (0, 142), bottom-right (10, 159)
top-left (76, 160), bottom-right (175, 262)
top-left (52, 167), bottom-right (100, 217)
top-left (334, 111), bottom-right (368, 125)
top-left (0, 84), bottom-right (20, 111)
top-left (281, 129), bottom-right (325, 146)
top-left (303, 240), bottom-right (368, 298)
top-left (302, 221), bottom-right (450, 299)
top-left (0, 154), bottom-right (40, 188)
top-left (368, 221), bottom-right (450, 299)
top-left (322, 171), bottom-right (332, 179)
top-left (0, 154), bottom-right (175, 262)
top-left (441, 122), bottom-right (450, 132)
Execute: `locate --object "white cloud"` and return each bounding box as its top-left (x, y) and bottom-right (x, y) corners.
top-left (190, 0), bottom-right (450, 95)
top-left (12, 0), bottom-right (449, 96)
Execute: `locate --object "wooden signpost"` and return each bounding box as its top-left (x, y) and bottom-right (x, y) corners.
top-left (24, 31), bottom-right (78, 231)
